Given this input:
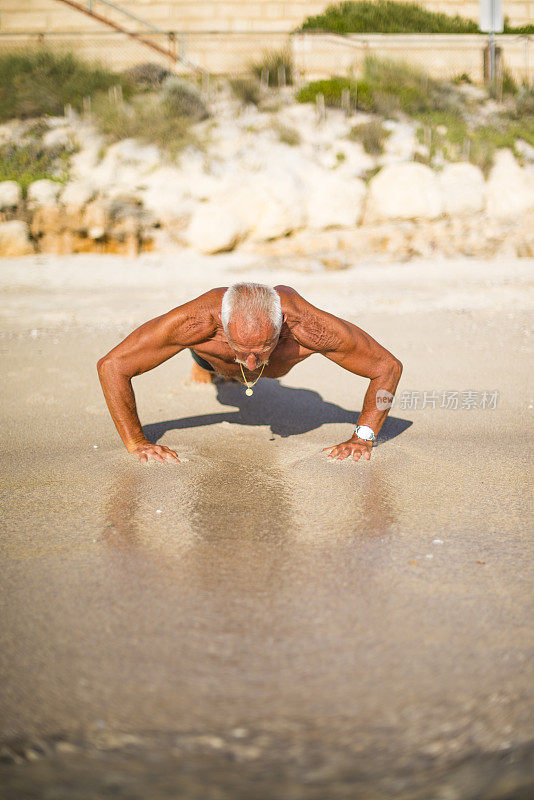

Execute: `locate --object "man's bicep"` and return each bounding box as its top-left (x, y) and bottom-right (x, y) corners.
top-left (101, 310), bottom-right (192, 377)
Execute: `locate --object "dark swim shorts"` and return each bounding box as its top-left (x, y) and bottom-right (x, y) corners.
top-left (190, 349), bottom-right (215, 372)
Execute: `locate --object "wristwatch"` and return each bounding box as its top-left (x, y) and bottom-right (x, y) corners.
top-left (353, 425), bottom-right (376, 443)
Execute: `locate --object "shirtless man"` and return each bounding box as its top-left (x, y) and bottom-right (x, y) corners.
top-left (97, 282), bottom-right (402, 464)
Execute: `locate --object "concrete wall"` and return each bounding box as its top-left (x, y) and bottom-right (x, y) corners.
top-left (293, 32), bottom-right (534, 83)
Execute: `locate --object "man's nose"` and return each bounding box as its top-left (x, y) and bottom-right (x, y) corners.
top-left (245, 354), bottom-right (258, 370)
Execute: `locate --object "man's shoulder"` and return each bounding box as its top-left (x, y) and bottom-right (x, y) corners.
top-left (275, 285), bottom-right (344, 353)
top-left (274, 285), bottom-right (307, 314)
top-left (164, 287), bottom-right (225, 346)
top-left (275, 284), bottom-right (324, 322)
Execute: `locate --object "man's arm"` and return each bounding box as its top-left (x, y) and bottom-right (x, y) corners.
top-left (97, 293), bottom-right (217, 462)
top-left (323, 318), bottom-right (402, 434)
top-left (285, 290), bottom-right (402, 461)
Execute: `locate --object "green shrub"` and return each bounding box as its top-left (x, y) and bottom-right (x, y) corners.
top-left (91, 92), bottom-right (198, 157)
top-left (296, 58), bottom-right (457, 117)
top-left (363, 56), bottom-right (453, 115)
top-left (452, 73), bottom-right (473, 85)
top-left (122, 62), bottom-right (171, 88)
top-left (296, 76), bottom-right (360, 108)
top-left (273, 122), bottom-right (301, 146)
top-left (502, 69), bottom-right (518, 96)
top-left (300, 1), bottom-right (478, 34)
top-left (349, 119), bottom-right (391, 154)
top-left (503, 17), bottom-right (534, 34)
top-left (513, 86), bottom-right (534, 119)
top-left (161, 76), bottom-right (209, 120)
top-left (229, 76), bottom-right (262, 106)
top-left (0, 141), bottom-right (69, 195)
top-left (416, 110), bottom-right (534, 174)
top-left (251, 48), bottom-right (293, 87)
top-left (0, 48), bottom-right (130, 122)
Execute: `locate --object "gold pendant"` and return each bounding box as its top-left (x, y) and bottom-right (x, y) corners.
top-left (245, 388), bottom-right (253, 396)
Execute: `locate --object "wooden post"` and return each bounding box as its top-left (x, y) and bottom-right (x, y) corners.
top-left (316, 92), bottom-right (325, 123)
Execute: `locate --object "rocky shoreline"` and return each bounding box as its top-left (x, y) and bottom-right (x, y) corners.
top-left (1, 94), bottom-right (533, 261)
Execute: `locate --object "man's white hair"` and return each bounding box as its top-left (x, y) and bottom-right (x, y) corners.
top-left (221, 283), bottom-right (282, 337)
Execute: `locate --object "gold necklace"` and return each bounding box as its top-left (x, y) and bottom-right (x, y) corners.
top-left (239, 362), bottom-right (265, 396)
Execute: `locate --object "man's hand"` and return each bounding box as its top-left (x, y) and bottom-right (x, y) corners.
top-left (128, 441), bottom-right (180, 464)
top-left (322, 438), bottom-right (372, 462)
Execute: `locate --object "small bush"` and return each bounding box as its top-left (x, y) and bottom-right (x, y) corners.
top-left (503, 17), bottom-right (534, 34)
top-left (91, 93), bottom-right (197, 157)
top-left (296, 76), bottom-right (359, 108)
top-left (0, 142), bottom-right (68, 195)
top-left (452, 73), bottom-right (472, 85)
top-left (251, 48), bottom-right (293, 87)
top-left (363, 56), bottom-right (445, 115)
top-left (273, 122), bottom-right (301, 146)
top-left (349, 119), bottom-right (390, 154)
top-left (122, 62), bottom-right (171, 88)
top-left (489, 68), bottom-right (519, 98)
top-left (415, 109), bottom-right (534, 174)
top-left (513, 86), bottom-right (534, 119)
top-left (300, 1), bottom-right (479, 34)
top-left (0, 48), bottom-right (130, 122)
top-left (296, 58), bottom-right (460, 118)
top-left (229, 76), bottom-right (262, 106)
top-left (161, 76), bottom-right (209, 120)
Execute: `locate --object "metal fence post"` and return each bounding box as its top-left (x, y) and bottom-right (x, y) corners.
top-left (168, 32), bottom-right (176, 72)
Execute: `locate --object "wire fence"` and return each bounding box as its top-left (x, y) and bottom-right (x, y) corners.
top-left (0, 29), bottom-right (532, 86)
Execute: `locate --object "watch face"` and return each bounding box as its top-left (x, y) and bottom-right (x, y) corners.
top-left (357, 426), bottom-right (374, 440)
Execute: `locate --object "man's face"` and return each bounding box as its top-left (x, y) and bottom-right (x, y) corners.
top-left (225, 319), bottom-right (279, 371)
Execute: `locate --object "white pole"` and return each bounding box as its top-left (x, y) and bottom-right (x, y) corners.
top-left (489, 0), bottom-right (495, 83)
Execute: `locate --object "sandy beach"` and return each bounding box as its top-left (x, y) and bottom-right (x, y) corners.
top-left (1, 253), bottom-right (533, 799)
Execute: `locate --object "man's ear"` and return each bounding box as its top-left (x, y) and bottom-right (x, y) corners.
top-left (218, 312), bottom-right (222, 321)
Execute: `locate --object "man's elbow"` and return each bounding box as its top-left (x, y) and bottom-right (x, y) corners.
top-left (391, 356), bottom-right (403, 378)
top-left (382, 356), bottom-right (402, 384)
top-left (97, 355), bottom-right (114, 375)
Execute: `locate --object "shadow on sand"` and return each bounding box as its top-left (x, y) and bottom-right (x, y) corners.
top-left (143, 379), bottom-right (412, 443)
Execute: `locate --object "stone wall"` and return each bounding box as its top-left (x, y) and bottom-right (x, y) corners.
top-left (0, 0), bottom-right (533, 35)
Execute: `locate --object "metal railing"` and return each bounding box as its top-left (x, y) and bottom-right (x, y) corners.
top-left (53, 0), bottom-right (205, 75)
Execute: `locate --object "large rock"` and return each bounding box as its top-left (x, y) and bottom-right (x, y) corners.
top-left (0, 181), bottom-right (22, 210)
top-left (60, 180), bottom-right (95, 208)
top-left (88, 139), bottom-right (162, 199)
top-left (238, 171), bottom-right (306, 242)
top-left (43, 127), bottom-right (72, 150)
top-left (31, 205), bottom-right (63, 237)
top-left (186, 203), bottom-right (245, 254)
top-left (138, 166), bottom-right (192, 220)
top-left (305, 171), bottom-right (367, 230)
top-left (27, 179), bottom-right (62, 209)
top-left (83, 201), bottom-right (108, 240)
top-left (486, 149), bottom-right (534, 220)
top-left (194, 168), bottom-right (306, 245)
top-left (366, 162), bottom-right (443, 221)
top-left (69, 129), bottom-right (106, 180)
top-left (0, 221), bottom-right (34, 256)
top-left (380, 122), bottom-right (417, 165)
top-left (438, 163), bottom-right (485, 216)
top-left (105, 139), bottom-right (161, 171)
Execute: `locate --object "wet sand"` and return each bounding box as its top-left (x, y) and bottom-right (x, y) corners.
top-left (1, 254), bottom-right (533, 799)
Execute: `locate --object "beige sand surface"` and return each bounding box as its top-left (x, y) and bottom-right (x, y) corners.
top-left (0, 254), bottom-right (533, 799)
